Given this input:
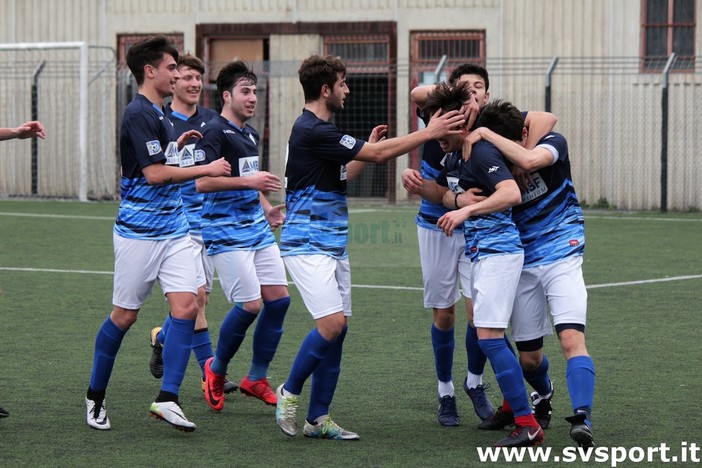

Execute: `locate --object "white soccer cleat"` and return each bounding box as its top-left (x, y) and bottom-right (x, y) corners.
top-left (275, 384), bottom-right (299, 436)
top-left (85, 397), bottom-right (111, 430)
top-left (149, 401), bottom-right (196, 432)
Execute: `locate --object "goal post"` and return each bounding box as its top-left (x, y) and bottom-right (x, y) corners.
top-left (0, 42), bottom-right (117, 201)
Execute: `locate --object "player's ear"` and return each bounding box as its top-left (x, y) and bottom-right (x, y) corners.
top-left (321, 83), bottom-right (330, 98)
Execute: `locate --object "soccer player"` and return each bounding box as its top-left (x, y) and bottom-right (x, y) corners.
top-left (463, 104), bottom-right (595, 448)
top-left (0, 119), bottom-right (45, 419)
top-left (274, 54), bottom-right (465, 440)
top-left (84, 35), bottom-right (231, 432)
top-left (196, 61), bottom-right (290, 412)
top-left (149, 53), bottom-right (238, 395)
top-left (429, 84), bottom-right (544, 447)
top-left (402, 63), bottom-right (556, 426)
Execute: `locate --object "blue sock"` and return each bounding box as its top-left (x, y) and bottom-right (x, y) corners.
top-left (308, 326), bottom-right (347, 422)
top-left (161, 316), bottom-right (195, 395)
top-left (523, 354), bottom-right (552, 396)
top-left (431, 324), bottom-right (454, 383)
top-left (157, 314), bottom-right (172, 345)
top-left (284, 328), bottom-right (334, 395)
top-left (212, 305), bottom-right (257, 375)
top-left (249, 296), bottom-right (290, 380)
top-left (566, 355), bottom-right (595, 422)
top-left (479, 338), bottom-right (531, 417)
top-left (191, 328), bottom-right (213, 380)
top-left (466, 324), bottom-right (487, 375)
top-left (89, 317), bottom-right (126, 393)
top-left (504, 335), bottom-right (516, 355)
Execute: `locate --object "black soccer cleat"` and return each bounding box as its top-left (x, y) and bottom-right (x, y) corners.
top-left (0, 406), bottom-right (10, 418)
top-left (478, 405), bottom-right (515, 430)
top-left (437, 395), bottom-right (460, 426)
top-left (566, 412), bottom-right (594, 448)
top-left (495, 424), bottom-right (544, 447)
top-left (149, 327), bottom-right (164, 379)
top-left (530, 381), bottom-right (554, 429)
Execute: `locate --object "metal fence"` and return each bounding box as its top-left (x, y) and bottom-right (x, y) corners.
top-left (3, 52), bottom-right (700, 211)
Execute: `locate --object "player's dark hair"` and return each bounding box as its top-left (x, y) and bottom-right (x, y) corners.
top-left (449, 63), bottom-right (489, 90)
top-left (475, 100), bottom-right (524, 141)
top-left (126, 35), bottom-right (179, 86)
top-left (423, 81), bottom-right (472, 129)
top-left (178, 53), bottom-right (205, 76)
top-left (298, 55), bottom-right (347, 102)
top-left (216, 60), bottom-right (257, 98)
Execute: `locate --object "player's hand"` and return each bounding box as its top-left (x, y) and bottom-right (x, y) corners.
top-left (511, 166), bottom-right (533, 192)
top-left (437, 209), bottom-right (469, 237)
top-left (457, 187), bottom-right (486, 207)
top-left (459, 92), bottom-right (480, 131)
top-left (462, 127), bottom-right (484, 160)
top-left (206, 157), bottom-right (231, 177)
top-left (15, 121), bottom-right (45, 139)
top-left (177, 129), bottom-right (202, 150)
top-left (368, 124), bottom-right (388, 143)
top-left (426, 109), bottom-right (465, 140)
top-left (248, 171), bottom-right (282, 192)
top-left (401, 168), bottom-right (423, 195)
top-left (265, 204), bottom-right (286, 231)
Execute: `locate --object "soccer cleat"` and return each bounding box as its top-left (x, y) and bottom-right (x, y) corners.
top-left (201, 378), bottom-right (238, 394)
top-left (149, 401), bottom-right (196, 432)
top-left (0, 406), bottom-right (9, 418)
top-left (239, 376), bottom-right (277, 405)
top-left (303, 416), bottom-right (360, 440)
top-left (478, 406), bottom-right (515, 430)
top-left (437, 395), bottom-right (460, 426)
top-left (85, 397), bottom-right (111, 430)
top-left (149, 327), bottom-right (164, 379)
top-left (464, 378), bottom-right (495, 421)
top-left (203, 357), bottom-right (225, 411)
top-left (275, 384), bottom-right (299, 436)
top-left (495, 424), bottom-right (544, 447)
top-left (531, 380), bottom-right (554, 429)
top-left (566, 413), bottom-right (594, 448)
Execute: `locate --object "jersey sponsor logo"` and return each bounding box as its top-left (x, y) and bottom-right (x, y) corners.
top-left (520, 171), bottom-right (548, 203)
top-left (339, 134), bottom-right (356, 149)
top-left (488, 165), bottom-right (499, 173)
top-left (200, 121), bottom-right (206, 127)
top-left (239, 156), bottom-right (259, 177)
top-left (179, 144), bottom-right (195, 167)
top-left (569, 239), bottom-right (580, 247)
top-left (446, 176), bottom-right (464, 194)
top-left (223, 129), bottom-right (236, 135)
top-left (146, 140), bottom-right (162, 156)
top-left (340, 165), bottom-right (348, 181)
top-left (194, 149), bottom-right (206, 162)
top-left (164, 142), bottom-right (180, 166)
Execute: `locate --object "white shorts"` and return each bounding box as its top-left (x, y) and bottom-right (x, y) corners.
top-left (190, 232), bottom-right (214, 292)
top-left (471, 253), bottom-right (524, 330)
top-left (211, 244), bottom-right (288, 304)
top-left (418, 226), bottom-right (471, 309)
top-left (511, 256), bottom-right (587, 342)
top-left (112, 233), bottom-right (198, 310)
top-left (283, 254), bottom-right (352, 319)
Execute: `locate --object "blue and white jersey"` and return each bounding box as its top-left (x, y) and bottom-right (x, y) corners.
top-left (166, 104), bottom-right (219, 233)
top-left (114, 94), bottom-right (188, 240)
top-left (438, 142), bottom-right (523, 262)
top-left (512, 132), bottom-right (585, 267)
top-left (280, 109), bottom-right (365, 259)
top-left (196, 115), bottom-right (274, 255)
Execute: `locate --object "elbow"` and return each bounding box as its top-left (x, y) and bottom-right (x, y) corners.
top-left (195, 179), bottom-right (208, 193)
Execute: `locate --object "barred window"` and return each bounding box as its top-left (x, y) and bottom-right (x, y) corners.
top-left (411, 31), bottom-right (485, 83)
top-left (642, 0), bottom-right (695, 72)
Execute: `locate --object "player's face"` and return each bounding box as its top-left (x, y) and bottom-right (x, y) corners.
top-left (455, 74), bottom-right (489, 107)
top-left (226, 78), bottom-right (257, 123)
top-left (326, 73), bottom-right (349, 113)
top-left (437, 132), bottom-right (464, 153)
top-left (151, 54), bottom-right (180, 98)
top-left (173, 66), bottom-right (203, 106)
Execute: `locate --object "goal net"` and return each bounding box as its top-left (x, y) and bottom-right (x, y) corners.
top-left (0, 42), bottom-right (117, 200)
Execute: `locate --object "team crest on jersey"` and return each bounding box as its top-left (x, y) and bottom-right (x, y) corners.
top-left (340, 165), bottom-right (348, 181)
top-left (339, 134), bottom-right (356, 150)
top-left (146, 140), bottom-right (161, 156)
top-left (569, 239), bottom-right (580, 247)
top-left (239, 156), bottom-right (259, 177)
top-left (446, 176), bottom-right (464, 194)
top-left (179, 144), bottom-right (195, 167)
top-left (164, 142), bottom-right (180, 165)
top-left (194, 149), bottom-right (206, 162)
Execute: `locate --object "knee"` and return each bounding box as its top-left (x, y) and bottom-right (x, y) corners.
top-left (558, 328), bottom-right (588, 359)
top-left (433, 307), bottom-right (456, 331)
top-left (518, 351), bottom-right (543, 372)
top-left (242, 299), bottom-right (263, 315)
